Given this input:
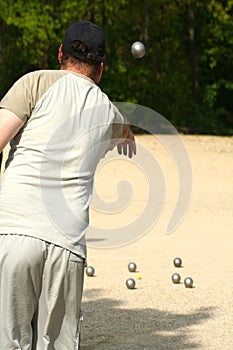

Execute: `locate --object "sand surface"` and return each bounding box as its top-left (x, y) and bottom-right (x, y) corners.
top-left (80, 135), bottom-right (233, 350)
top-left (1, 134), bottom-right (232, 349)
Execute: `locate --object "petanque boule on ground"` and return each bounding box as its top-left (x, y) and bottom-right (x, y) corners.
top-left (184, 277), bottom-right (194, 288)
top-left (171, 273), bottom-right (181, 284)
top-left (128, 262), bottom-right (137, 272)
top-left (86, 265), bottom-right (95, 277)
top-left (126, 278), bottom-right (136, 289)
top-left (173, 257), bottom-right (182, 268)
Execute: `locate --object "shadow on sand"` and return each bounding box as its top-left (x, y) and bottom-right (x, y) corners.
top-left (80, 288), bottom-right (214, 350)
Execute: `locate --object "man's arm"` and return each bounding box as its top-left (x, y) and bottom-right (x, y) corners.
top-left (117, 122), bottom-right (136, 159)
top-left (0, 108), bottom-right (24, 152)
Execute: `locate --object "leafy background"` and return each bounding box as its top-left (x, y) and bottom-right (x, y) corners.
top-left (0, 0), bottom-right (233, 135)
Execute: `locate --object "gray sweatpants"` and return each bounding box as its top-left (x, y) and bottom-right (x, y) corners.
top-left (0, 234), bottom-right (85, 350)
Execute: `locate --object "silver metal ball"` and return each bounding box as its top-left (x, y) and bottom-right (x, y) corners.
top-left (126, 278), bottom-right (136, 289)
top-left (128, 262), bottom-right (137, 272)
top-left (171, 273), bottom-right (181, 284)
top-left (173, 257), bottom-right (182, 268)
top-left (86, 266), bottom-right (95, 277)
top-left (131, 41), bottom-right (146, 58)
top-left (184, 277), bottom-right (193, 288)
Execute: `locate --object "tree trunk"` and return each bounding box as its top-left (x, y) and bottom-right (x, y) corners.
top-left (188, 0), bottom-right (199, 102)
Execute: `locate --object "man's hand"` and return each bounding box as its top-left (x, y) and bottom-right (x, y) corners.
top-left (117, 123), bottom-right (136, 158)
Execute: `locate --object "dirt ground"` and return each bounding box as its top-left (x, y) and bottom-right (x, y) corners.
top-left (1, 134), bottom-right (232, 349)
top-left (80, 135), bottom-right (233, 350)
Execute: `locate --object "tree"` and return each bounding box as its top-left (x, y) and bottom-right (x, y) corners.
top-left (0, 0), bottom-right (232, 134)
top-left (201, 0), bottom-right (233, 131)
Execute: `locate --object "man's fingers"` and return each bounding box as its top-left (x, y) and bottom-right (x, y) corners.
top-left (123, 141), bottom-right (128, 156)
top-left (131, 139), bottom-right (137, 156)
top-left (117, 139), bottom-right (136, 158)
top-left (117, 143), bottom-right (122, 155)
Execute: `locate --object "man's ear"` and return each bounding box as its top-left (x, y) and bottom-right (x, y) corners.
top-left (100, 62), bottom-right (104, 74)
top-left (58, 44), bottom-right (63, 64)
top-left (97, 62), bottom-right (104, 82)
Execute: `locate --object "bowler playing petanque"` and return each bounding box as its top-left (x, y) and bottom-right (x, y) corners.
top-left (0, 20), bottom-right (136, 349)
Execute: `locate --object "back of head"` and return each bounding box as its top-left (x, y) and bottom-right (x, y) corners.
top-left (62, 20), bottom-right (106, 63)
top-left (60, 20), bottom-right (106, 82)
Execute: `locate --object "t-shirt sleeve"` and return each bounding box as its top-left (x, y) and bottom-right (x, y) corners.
top-left (0, 73), bottom-right (34, 123)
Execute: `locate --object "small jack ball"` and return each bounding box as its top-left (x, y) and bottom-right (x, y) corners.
top-left (86, 266), bottom-right (95, 277)
top-left (126, 278), bottom-right (136, 289)
top-left (131, 41), bottom-right (146, 58)
top-left (184, 277), bottom-right (193, 288)
top-left (128, 262), bottom-right (137, 272)
top-left (173, 257), bottom-right (182, 268)
top-left (171, 273), bottom-right (181, 284)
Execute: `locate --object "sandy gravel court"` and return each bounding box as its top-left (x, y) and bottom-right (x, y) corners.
top-left (80, 134), bottom-right (233, 350)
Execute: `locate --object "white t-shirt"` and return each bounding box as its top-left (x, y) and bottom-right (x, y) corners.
top-left (0, 70), bottom-right (124, 257)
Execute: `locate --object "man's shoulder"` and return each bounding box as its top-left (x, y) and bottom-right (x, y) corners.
top-left (13, 70), bottom-right (67, 90)
top-left (23, 69), bottom-right (67, 80)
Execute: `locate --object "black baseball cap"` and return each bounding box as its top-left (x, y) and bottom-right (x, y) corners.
top-left (62, 20), bottom-right (106, 62)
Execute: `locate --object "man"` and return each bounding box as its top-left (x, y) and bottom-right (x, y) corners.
top-left (0, 20), bottom-right (135, 349)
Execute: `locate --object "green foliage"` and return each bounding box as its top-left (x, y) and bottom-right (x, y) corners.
top-left (200, 0), bottom-right (233, 133)
top-left (0, 0), bottom-right (232, 134)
